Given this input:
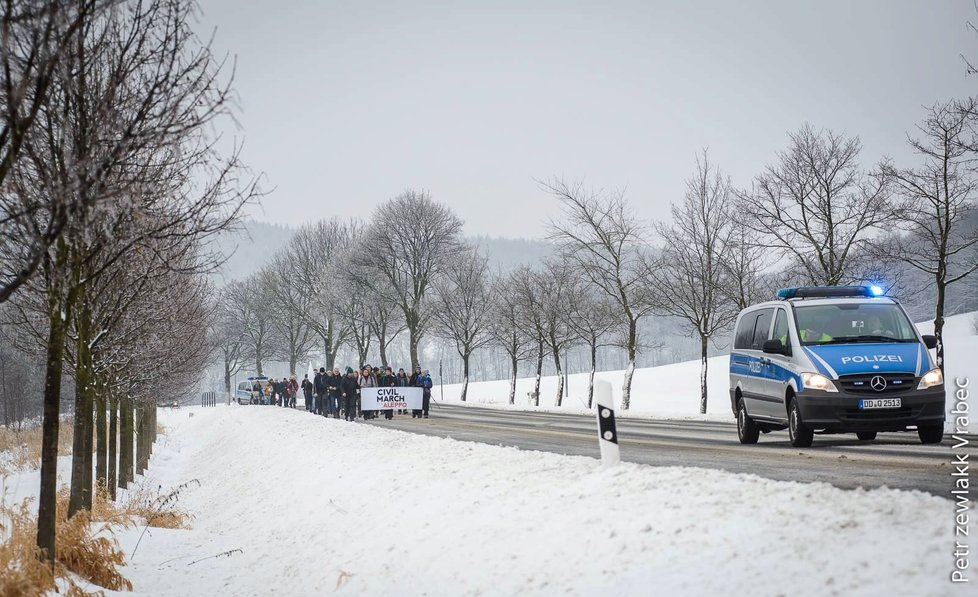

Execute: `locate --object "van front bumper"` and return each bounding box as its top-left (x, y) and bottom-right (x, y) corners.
top-left (796, 387), bottom-right (945, 432)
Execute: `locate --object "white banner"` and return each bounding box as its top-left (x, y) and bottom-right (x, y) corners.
top-left (360, 386), bottom-right (423, 410)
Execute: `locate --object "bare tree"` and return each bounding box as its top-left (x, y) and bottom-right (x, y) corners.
top-left (264, 256), bottom-right (315, 375)
top-left (286, 219), bottom-right (357, 368)
top-left (0, 1), bottom-right (112, 303)
top-left (354, 190), bottom-right (463, 367)
top-left (563, 282), bottom-right (618, 409)
top-left (213, 285), bottom-right (249, 395)
top-left (883, 99), bottom-right (978, 371)
top-left (649, 151), bottom-right (740, 414)
top-left (539, 259), bottom-right (577, 407)
top-left (735, 124), bottom-right (892, 285)
top-left (432, 245), bottom-right (494, 402)
top-left (489, 273), bottom-right (535, 405)
top-left (510, 265), bottom-right (550, 406)
top-left (226, 278), bottom-right (278, 376)
top-left (546, 180), bottom-right (654, 410)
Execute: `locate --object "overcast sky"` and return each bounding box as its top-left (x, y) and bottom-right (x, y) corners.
top-left (197, 0), bottom-right (978, 239)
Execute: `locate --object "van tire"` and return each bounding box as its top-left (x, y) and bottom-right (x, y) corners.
top-left (917, 424), bottom-right (943, 445)
top-left (788, 399), bottom-right (814, 448)
top-left (737, 400), bottom-right (760, 444)
top-left (856, 431), bottom-right (877, 441)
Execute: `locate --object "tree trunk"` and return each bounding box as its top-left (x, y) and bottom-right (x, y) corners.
top-left (69, 304), bottom-right (93, 517)
top-left (553, 346), bottom-right (563, 407)
top-left (934, 276), bottom-right (946, 372)
top-left (289, 354), bottom-right (297, 377)
top-left (255, 342), bottom-right (263, 376)
top-left (460, 352), bottom-right (470, 402)
top-left (533, 339), bottom-right (543, 407)
top-left (37, 282), bottom-right (70, 564)
top-left (508, 352), bottom-right (518, 405)
top-left (622, 317), bottom-right (637, 410)
top-left (95, 388), bottom-right (107, 500)
top-left (699, 334), bottom-right (709, 414)
top-left (135, 404), bottom-right (146, 475)
top-left (224, 361), bottom-right (232, 395)
top-left (587, 341), bottom-right (597, 409)
top-left (108, 393), bottom-right (117, 500)
top-left (409, 323), bottom-right (420, 369)
top-left (119, 398), bottom-right (133, 488)
top-left (379, 333), bottom-right (389, 369)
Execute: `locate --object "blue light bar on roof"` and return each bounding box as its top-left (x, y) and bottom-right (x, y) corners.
top-left (776, 286), bottom-right (885, 299)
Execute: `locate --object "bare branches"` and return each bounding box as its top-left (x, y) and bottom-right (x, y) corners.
top-left (734, 124), bottom-right (893, 286)
top-left (545, 179), bottom-right (652, 409)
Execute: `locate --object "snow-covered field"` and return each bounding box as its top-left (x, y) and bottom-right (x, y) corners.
top-left (18, 406), bottom-right (946, 596)
top-left (438, 312), bottom-right (978, 429)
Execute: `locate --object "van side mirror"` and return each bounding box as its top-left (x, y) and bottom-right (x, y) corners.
top-left (922, 334), bottom-right (937, 349)
top-left (762, 339), bottom-right (789, 355)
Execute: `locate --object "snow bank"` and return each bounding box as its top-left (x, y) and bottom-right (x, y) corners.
top-left (88, 406), bottom-right (951, 596)
top-left (437, 311), bottom-right (978, 427)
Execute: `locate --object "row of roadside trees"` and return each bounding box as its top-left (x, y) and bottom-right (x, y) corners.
top-left (0, 0), bottom-right (257, 567)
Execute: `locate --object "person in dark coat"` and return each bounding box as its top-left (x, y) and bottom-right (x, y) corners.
top-left (411, 365), bottom-right (424, 418)
top-left (379, 366), bottom-right (396, 420)
top-left (313, 367), bottom-right (328, 415)
top-left (328, 368), bottom-right (343, 418)
top-left (302, 373), bottom-right (314, 411)
top-left (340, 367), bottom-right (359, 421)
top-left (360, 365), bottom-right (378, 420)
top-left (420, 369), bottom-right (433, 418)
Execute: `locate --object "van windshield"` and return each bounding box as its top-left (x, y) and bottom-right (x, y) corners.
top-left (793, 303), bottom-right (918, 346)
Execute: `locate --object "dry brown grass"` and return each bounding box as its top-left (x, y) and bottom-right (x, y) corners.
top-left (0, 418), bottom-right (74, 476)
top-left (0, 483), bottom-right (194, 595)
top-left (0, 488), bottom-right (132, 596)
top-left (155, 422), bottom-right (166, 437)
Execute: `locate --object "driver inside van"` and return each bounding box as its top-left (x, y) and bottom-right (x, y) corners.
top-left (799, 319), bottom-right (833, 343)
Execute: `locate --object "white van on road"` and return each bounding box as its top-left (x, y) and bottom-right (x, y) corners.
top-left (729, 286), bottom-right (945, 447)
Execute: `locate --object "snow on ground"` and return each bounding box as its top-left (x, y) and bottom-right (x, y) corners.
top-left (437, 311), bottom-right (978, 430)
top-left (22, 406), bottom-right (944, 596)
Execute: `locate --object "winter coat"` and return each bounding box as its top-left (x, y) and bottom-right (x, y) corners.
top-left (379, 373), bottom-right (397, 387)
top-left (360, 374), bottom-right (378, 388)
top-left (420, 374), bottom-right (433, 395)
top-left (396, 374), bottom-right (410, 388)
top-left (326, 374), bottom-right (342, 397)
top-left (340, 374), bottom-right (359, 398)
top-left (302, 378), bottom-right (313, 397)
top-left (314, 373), bottom-right (328, 395)
top-left (289, 379), bottom-right (299, 397)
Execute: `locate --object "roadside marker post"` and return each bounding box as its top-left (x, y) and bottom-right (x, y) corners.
top-left (593, 379), bottom-right (620, 466)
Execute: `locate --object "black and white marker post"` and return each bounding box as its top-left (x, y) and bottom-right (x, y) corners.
top-left (593, 379), bottom-right (620, 466)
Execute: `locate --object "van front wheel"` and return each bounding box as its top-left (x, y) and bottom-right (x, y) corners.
top-left (856, 431), bottom-right (877, 441)
top-left (737, 400), bottom-right (760, 444)
top-left (918, 424), bottom-right (943, 445)
top-left (788, 399), bottom-right (814, 448)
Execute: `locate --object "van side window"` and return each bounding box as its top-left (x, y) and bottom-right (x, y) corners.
top-left (733, 314), bottom-right (754, 349)
top-left (772, 309), bottom-right (790, 347)
top-left (750, 309), bottom-right (774, 350)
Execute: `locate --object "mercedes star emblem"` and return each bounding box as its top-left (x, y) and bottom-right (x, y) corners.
top-left (870, 375), bottom-right (887, 392)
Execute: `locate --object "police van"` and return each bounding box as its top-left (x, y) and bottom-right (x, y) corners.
top-left (729, 286), bottom-right (945, 447)
top-left (235, 376), bottom-right (267, 405)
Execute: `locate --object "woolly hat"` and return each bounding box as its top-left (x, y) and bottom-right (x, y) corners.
top-left (319, 367), bottom-right (326, 373)
top-left (346, 366), bottom-right (354, 374)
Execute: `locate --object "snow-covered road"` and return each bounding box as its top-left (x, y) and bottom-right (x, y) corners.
top-left (94, 405), bottom-right (957, 596)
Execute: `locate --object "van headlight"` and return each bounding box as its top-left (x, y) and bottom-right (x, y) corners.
top-left (917, 368), bottom-right (943, 390)
top-left (802, 372), bottom-right (838, 392)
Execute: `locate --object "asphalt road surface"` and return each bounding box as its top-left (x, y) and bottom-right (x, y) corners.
top-left (367, 402), bottom-right (969, 497)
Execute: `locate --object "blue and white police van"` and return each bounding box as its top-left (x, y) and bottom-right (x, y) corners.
top-left (235, 376), bottom-right (267, 405)
top-left (729, 286), bottom-right (945, 447)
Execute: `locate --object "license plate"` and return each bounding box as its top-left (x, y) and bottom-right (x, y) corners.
top-left (859, 398), bottom-right (902, 410)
